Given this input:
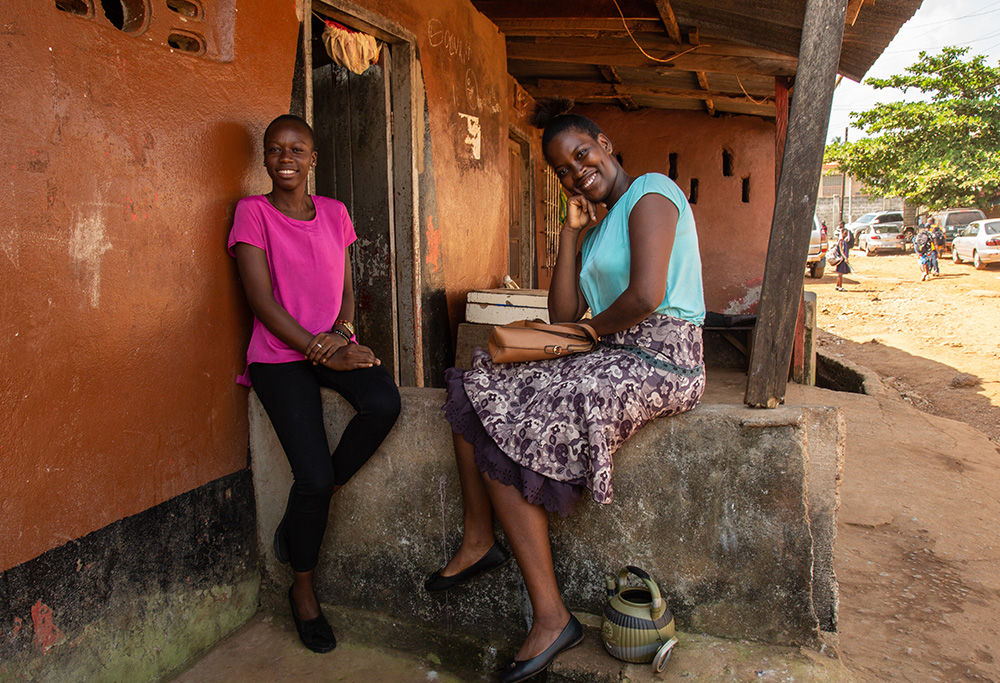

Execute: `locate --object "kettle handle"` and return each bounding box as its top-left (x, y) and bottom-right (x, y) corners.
top-left (620, 565), bottom-right (666, 620)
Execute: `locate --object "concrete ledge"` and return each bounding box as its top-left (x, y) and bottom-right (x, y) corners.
top-left (251, 388), bottom-right (842, 649)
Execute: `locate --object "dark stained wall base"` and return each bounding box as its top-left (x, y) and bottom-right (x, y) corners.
top-left (0, 470), bottom-right (259, 682)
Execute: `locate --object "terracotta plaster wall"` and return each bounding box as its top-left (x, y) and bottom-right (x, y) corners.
top-left (573, 106), bottom-right (777, 315)
top-left (0, 2), bottom-right (300, 571)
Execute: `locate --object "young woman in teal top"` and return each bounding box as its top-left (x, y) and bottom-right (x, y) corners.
top-left (431, 100), bottom-right (705, 683)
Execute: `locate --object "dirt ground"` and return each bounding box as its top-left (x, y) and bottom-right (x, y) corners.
top-left (804, 247), bottom-right (1000, 682)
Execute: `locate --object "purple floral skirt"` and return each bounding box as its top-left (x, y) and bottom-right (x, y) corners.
top-left (443, 314), bottom-right (705, 516)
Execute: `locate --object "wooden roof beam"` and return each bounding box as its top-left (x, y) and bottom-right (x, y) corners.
top-left (689, 28), bottom-right (715, 116)
top-left (524, 79), bottom-right (773, 107)
top-left (845, 0), bottom-right (875, 25)
top-left (507, 40), bottom-right (797, 76)
top-left (652, 0), bottom-right (683, 43)
top-left (599, 65), bottom-right (641, 111)
top-left (493, 18), bottom-right (666, 38)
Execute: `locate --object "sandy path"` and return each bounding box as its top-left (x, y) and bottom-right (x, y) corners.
top-left (802, 249), bottom-right (1000, 681)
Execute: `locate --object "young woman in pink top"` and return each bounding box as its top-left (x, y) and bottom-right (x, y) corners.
top-left (228, 115), bottom-right (400, 653)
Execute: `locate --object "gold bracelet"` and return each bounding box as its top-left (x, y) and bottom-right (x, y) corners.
top-left (334, 319), bottom-right (355, 336)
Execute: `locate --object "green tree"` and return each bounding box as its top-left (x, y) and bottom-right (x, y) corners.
top-left (825, 47), bottom-right (1000, 211)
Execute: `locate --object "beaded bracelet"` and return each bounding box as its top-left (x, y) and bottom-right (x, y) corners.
top-left (331, 328), bottom-right (353, 344)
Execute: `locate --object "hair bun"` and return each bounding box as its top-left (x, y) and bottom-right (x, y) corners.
top-left (529, 98), bottom-right (575, 130)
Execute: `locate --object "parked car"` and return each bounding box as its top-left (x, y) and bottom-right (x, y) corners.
top-left (931, 208), bottom-right (987, 253)
top-left (806, 214), bottom-right (828, 278)
top-left (845, 211), bottom-right (904, 242)
top-left (858, 224), bottom-right (906, 254)
top-left (951, 219), bottom-right (1000, 270)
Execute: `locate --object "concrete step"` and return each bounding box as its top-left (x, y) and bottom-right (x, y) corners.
top-left (173, 604), bottom-right (853, 682)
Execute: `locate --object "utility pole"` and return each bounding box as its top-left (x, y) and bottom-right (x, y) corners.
top-left (838, 127), bottom-right (847, 222)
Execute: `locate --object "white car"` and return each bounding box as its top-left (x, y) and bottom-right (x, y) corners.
top-left (858, 224), bottom-right (905, 255)
top-left (846, 211), bottom-right (904, 242)
top-left (952, 220), bottom-right (1000, 270)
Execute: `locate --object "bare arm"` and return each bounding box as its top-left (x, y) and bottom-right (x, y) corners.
top-left (334, 250), bottom-right (356, 335)
top-left (584, 193), bottom-right (678, 338)
top-left (233, 242), bottom-right (377, 369)
top-left (548, 195), bottom-right (596, 323)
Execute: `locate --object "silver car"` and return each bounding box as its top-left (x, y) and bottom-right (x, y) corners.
top-left (806, 214), bottom-right (828, 278)
top-left (846, 211), bottom-right (904, 242)
top-left (858, 224), bottom-right (905, 255)
top-left (952, 220), bottom-right (1000, 270)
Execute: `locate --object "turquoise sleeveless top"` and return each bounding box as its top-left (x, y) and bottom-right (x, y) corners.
top-left (579, 173), bottom-right (704, 325)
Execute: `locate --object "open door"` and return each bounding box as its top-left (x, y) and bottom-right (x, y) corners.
top-left (313, 47), bottom-right (398, 379)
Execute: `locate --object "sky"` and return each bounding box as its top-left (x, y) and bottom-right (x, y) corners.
top-left (827, 0), bottom-right (1000, 143)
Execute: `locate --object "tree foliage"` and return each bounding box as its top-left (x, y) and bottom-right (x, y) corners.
top-left (825, 47), bottom-right (1000, 210)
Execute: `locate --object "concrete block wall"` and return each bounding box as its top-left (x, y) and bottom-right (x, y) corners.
top-left (816, 195), bottom-right (905, 227)
top-left (250, 388), bottom-right (843, 648)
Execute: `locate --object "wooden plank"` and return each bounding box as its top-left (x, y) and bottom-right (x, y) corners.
top-left (507, 40), bottom-right (797, 76)
top-left (346, 58), bottom-right (399, 379)
top-left (472, 0), bottom-right (657, 20)
top-left (388, 41), bottom-right (422, 387)
top-left (652, 0), bottom-right (682, 43)
top-left (493, 18), bottom-right (664, 37)
top-left (525, 79), bottom-right (774, 106)
top-left (745, 0), bottom-right (847, 408)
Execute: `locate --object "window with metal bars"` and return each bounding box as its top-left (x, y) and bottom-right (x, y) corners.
top-left (542, 167), bottom-right (563, 269)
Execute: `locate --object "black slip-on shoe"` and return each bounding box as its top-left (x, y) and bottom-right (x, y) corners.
top-left (288, 587), bottom-right (336, 654)
top-left (498, 615), bottom-right (584, 683)
top-left (424, 543), bottom-right (510, 593)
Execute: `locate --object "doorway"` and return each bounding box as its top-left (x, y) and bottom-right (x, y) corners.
top-left (507, 132), bottom-right (535, 288)
top-left (307, 2), bottom-right (420, 385)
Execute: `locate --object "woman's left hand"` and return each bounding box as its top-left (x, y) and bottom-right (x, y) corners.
top-left (305, 332), bottom-right (347, 365)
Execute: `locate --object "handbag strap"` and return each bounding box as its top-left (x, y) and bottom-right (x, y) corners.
top-left (601, 341), bottom-right (704, 377)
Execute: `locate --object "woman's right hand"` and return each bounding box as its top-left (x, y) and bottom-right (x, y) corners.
top-left (322, 343), bottom-right (380, 371)
top-left (564, 195), bottom-right (597, 232)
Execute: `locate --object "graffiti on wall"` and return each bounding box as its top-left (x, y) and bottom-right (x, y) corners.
top-left (426, 17), bottom-right (498, 164)
top-left (458, 113), bottom-right (481, 160)
top-left (427, 18), bottom-right (472, 64)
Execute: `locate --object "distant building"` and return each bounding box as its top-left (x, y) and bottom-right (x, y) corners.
top-left (817, 161), bottom-right (907, 226)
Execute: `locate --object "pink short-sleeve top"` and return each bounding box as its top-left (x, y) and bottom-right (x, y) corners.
top-left (228, 194), bottom-right (357, 385)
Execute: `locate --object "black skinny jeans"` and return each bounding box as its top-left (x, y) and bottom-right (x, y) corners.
top-left (249, 360), bottom-right (401, 572)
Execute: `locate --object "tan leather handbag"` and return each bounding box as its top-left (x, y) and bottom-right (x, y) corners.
top-left (488, 320), bottom-right (599, 363)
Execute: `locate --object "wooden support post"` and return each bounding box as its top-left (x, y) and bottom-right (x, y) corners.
top-left (774, 76), bottom-right (790, 186)
top-left (745, 0), bottom-right (846, 408)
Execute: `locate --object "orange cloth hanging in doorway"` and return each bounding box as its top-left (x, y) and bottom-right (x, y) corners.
top-left (321, 20), bottom-right (381, 75)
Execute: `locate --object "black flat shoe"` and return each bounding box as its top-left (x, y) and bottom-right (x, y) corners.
top-left (288, 587), bottom-right (336, 653)
top-left (498, 615), bottom-right (584, 683)
top-left (273, 517), bottom-right (289, 564)
top-left (424, 543), bottom-right (510, 592)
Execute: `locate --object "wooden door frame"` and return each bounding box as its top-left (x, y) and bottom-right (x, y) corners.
top-left (508, 127), bottom-right (536, 288)
top-left (307, 0), bottom-right (423, 386)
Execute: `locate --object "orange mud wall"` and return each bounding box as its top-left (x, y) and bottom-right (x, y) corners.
top-left (0, 2), bottom-right (300, 572)
top-left (543, 106), bottom-right (777, 315)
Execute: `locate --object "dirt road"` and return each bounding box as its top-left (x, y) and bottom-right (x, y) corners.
top-left (804, 248), bottom-right (1000, 682)
top-left (808, 248), bottom-right (1000, 444)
